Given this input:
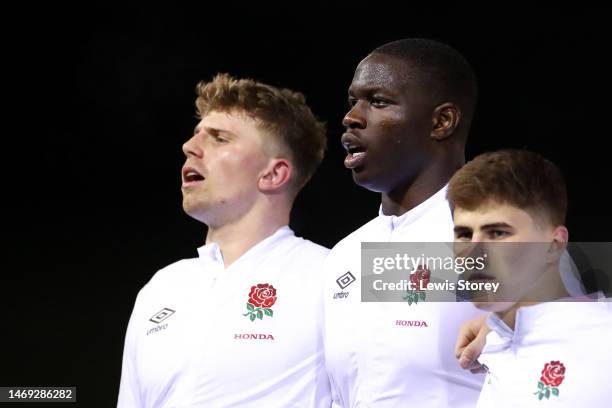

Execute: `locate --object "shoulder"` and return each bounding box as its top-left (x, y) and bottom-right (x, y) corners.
top-left (285, 235), bottom-right (330, 259)
top-left (137, 257), bottom-right (201, 300)
top-left (409, 198), bottom-right (455, 241)
top-left (328, 217), bottom-right (382, 255)
top-left (268, 233), bottom-right (330, 270)
top-left (122, 257), bottom-right (201, 325)
top-left (567, 300), bottom-right (612, 330)
top-left (319, 218), bottom-right (382, 281)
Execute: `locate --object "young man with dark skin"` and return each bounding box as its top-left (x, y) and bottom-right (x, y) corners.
top-left (341, 46), bottom-right (471, 215)
top-left (323, 38), bottom-right (485, 407)
top-left (448, 149), bottom-right (611, 407)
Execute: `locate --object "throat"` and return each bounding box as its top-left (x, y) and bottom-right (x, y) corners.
top-left (381, 180), bottom-right (447, 216)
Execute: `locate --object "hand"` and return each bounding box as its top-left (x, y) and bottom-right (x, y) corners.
top-left (455, 314), bottom-right (491, 373)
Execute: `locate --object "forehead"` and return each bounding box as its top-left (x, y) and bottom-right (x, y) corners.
top-left (453, 202), bottom-right (535, 227)
top-left (196, 110), bottom-right (261, 137)
top-left (350, 53), bottom-right (418, 92)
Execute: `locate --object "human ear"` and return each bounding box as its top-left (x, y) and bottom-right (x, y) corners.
top-left (431, 103), bottom-right (461, 141)
top-left (549, 225), bottom-right (569, 255)
top-left (258, 159), bottom-right (292, 193)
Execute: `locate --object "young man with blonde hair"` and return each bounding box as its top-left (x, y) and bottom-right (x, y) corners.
top-left (118, 74), bottom-right (331, 407)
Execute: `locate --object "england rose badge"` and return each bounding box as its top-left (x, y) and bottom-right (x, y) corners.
top-left (403, 266), bottom-right (430, 305)
top-left (534, 361), bottom-right (566, 400)
top-left (243, 283), bottom-right (277, 322)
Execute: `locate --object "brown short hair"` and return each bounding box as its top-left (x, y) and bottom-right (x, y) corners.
top-left (195, 73), bottom-right (326, 191)
top-left (447, 149), bottom-right (567, 226)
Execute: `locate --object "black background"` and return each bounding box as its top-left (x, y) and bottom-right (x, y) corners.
top-left (3, 4), bottom-right (610, 407)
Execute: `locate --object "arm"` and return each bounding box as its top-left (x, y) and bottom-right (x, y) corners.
top-left (454, 313), bottom-right (491, 373)
top-left (117, 299), bottom-right (143, 408)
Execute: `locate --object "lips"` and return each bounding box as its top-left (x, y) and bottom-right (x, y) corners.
top-left (465, 271), bottom-right (496, 282)
top-left (341, 132), bottom-right (367, 169)
top-left (182, 166), bottom-right (205, 186)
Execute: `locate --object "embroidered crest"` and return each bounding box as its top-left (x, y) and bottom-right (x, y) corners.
top-left (403, 266), bottom-right (430, 305)
top-left (534, 360), bottom-right (566, 400)
top-left (243, 283), bottom-right (277, 322)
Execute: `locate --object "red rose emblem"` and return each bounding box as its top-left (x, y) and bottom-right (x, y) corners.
top-left (410, 266), bottom-right (431, 291)
top-left (540, 361), bottom-right (566, 387)
top-left (248, 283), bottom-right (277, 308)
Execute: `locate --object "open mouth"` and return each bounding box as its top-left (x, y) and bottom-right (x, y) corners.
top-left (344, 145), bottom-right (367, 169)
top-left (347, 145), bottom-right (366, 156)
top-left (465, 272), bottom-right (496, 282)
top-left (182, 167), bottom-right (205, 185)
top-left (342, 133), bottom-right (367, 169)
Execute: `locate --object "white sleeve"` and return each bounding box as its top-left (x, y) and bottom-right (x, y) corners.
top-left (117, 296), bottom-right (143, 408)
top-left (321, 252), bottom-right (345, 408)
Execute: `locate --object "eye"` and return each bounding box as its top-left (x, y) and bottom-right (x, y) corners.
top-left (454, 231), bottom-right (472, 241)
top-left (488, 230), bottom-right (510, 240)
top-left (370, 98), bottom-right (391, 108)
top-left (210, 133), bottom-right (228, 143)
top-left (347, 96), bottom-right (357, 108)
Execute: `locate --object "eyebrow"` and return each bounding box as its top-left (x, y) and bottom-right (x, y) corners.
top-left (453, 222), bottom-right (514, 234)
top-left (194, 126), bottom-right (238, 138)
top-left (480, 222), bottom-right (514, 230)
top-left (453, 226), bottom-right (472, 234)
top-left (348, 84), bottom-right (386, 96)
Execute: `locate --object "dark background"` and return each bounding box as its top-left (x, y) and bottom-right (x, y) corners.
top-left (3, 4), bottom-right (610, 407)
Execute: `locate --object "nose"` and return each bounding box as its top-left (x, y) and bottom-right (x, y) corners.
top-left (469, 234), bottom-right (483, 244)
top-left (342, 102), bottom-right (366, 129)
top-left (182, 133), bottom-right (203, 158)
top-left (454, 239), bottom-right (483, 259)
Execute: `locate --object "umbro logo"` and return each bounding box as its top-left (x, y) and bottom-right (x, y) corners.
top-left (149, 307), bottom-right (175, 324)
top-left (336, 271), bottom-right (356, 289)
top-left (333, 271), bottom-right (355, 300)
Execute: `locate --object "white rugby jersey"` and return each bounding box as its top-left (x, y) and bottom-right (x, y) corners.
top-left (323, 186), bottom-right (486, 407)
top-left (118, 226), bottom-right (331, 408)
top-left (476, 297), bottom-right (612, 407)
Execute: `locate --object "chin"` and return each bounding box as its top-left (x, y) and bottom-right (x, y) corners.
top-left (352, 171), bottom-right (385, 193)
top-left (184, 210), bottom-right (208, 224)
top-left (471, 301), bottom-right (498, 312)
top-left (472, 300), bottom-right (514, 313)
top-left (182, 201), bottom-right (209, 223)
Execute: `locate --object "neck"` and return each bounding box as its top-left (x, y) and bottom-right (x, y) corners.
top-left (496, 266), bottom-right (570, 329)
top-left (381, 155), bottom-right (463, 216)
top-left (205, 200), bottom-right (290, 268)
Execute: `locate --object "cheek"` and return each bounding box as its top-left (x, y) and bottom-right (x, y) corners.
top-left (217, 150), bottom-right (266, 188)
top-left (377, 116), bottom-right (409, 141)
top-left (214, 149), bottom-right (256, 172)
top-left (493, 248), bottom-right (540, 290)
top-left (380, 108), bottom-right (425, 131)
top-left (372, 119), bottom-right (430, 162)
top-left (486, 250), bottom-right (515, 276)
top-left (377, 118), bottom-right (399, 132)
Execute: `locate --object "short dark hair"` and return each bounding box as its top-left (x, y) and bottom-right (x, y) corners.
top-left (195, 73), bottom-right (327, 191)
top-left (447, 149), bottom-right (567, 226)
top-left (372, 38), bottom-right (478, 119)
